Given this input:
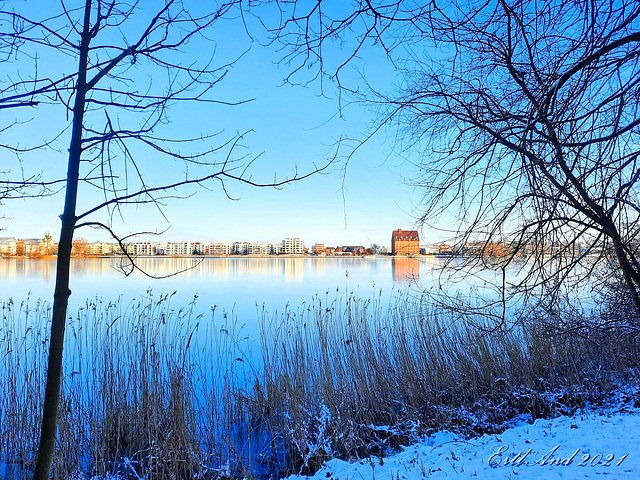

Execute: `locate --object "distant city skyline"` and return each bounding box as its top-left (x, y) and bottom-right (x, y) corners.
top-left (1, 228), bottom-right (427, 251)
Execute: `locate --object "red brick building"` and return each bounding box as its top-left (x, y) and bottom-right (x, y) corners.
top-left (391, 229), bottom-right (420, 255)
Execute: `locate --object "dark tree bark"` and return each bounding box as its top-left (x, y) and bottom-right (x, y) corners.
top-left (32, 3), bottom-right (92, 477)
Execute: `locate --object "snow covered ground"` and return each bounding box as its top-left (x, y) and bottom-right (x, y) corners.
top-left (287, 408), bottom-right (639, 480)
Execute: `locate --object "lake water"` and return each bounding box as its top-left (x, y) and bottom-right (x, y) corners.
top-left (0, 255), bottom-right (532, 478)
top-left (0, 256), bottom-right (444, 331)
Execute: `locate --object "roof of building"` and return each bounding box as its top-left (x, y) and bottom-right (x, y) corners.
top-left (392, 229), bottom-right (419, 241)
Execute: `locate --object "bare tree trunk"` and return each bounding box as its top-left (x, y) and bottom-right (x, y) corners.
top-left (612, 236), bottom-right (640, 316)
top-left (33, 2), bottom-right (91, 478)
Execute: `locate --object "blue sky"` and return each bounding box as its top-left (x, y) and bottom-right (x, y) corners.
top-left (0, 2), bottom-right (435, 249)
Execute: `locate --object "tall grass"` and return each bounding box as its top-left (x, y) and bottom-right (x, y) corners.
top-left (1, 293), bottom-right (260, 479)
top-left (251, 291), bottom-right (640, 472)
top-left (0, 290), bottom-right (638, 479)
top-left (0, 298), bottom-right (49, 477)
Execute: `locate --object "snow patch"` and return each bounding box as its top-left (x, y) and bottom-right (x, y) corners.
top-left (286, 408), bottom-right (639, 480)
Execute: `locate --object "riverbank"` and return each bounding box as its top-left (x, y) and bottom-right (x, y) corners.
top-left (1, 253), bottom-right (424, 259)
top-left (286, 402), bottom-right (640, 480)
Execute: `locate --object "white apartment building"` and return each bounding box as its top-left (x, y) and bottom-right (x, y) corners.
top-left (250, 243), bottom-right (269, 255)
top-left (189, 242), bottom-right (205, 255)
top-left (88, 242), bottom-right (103, 256)
top-left (87, 242), bottom-right (112, 256)
top-left (0, 237), bottom-right (17, 256)
top-left (103, 243), bottom-right (122, 255)
top-left (208, 242), bottom-right (230, 255)
top-left (233, 241), bottom-right (285, 255)
top-left (283, 237), bottom-right (304, 254)
top-left (165, 242), bottom-right (190, 256)
top-left (88, 242), bottom-right (121, 256)
top-left (233, 242), bottom-right (251, 255)
top-left (267, 242), bottom-right (283, 255)
top-left (23, 238), bottom-right (40, 255)
top-left (126, 242), bottom-right (156, 256)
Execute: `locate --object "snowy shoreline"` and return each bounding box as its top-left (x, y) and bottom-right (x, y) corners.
top-left (286, 406), bottom-right (639, 480)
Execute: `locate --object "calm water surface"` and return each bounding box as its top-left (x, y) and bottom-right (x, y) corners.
top-left (1, 256), bottom-right (445, 330)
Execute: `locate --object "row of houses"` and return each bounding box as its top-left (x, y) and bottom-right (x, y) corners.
top-left (3, 229), bottom-right (427, 257)
top-left (125, 237), bottom-right (305, 256)
top-left (0, 237), bottom-right (55, 256)
top-left (1, 236), bottom-right (309, 257)
top-left (311, 244), bottom-right (382, 255)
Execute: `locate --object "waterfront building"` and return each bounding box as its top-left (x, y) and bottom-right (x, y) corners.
top-left (88, 242), bottom-right (103, 256)
top-left (420, 244), bottom-right (437, 255)
top-left (233, 242), bottom-right (251, 255)
top-left (101, 243), bottom-right (122, 255)
top-left (165, 242), bottom-right (190, 256)
top-left (312, 243), bottom-right (325, 254)
top-left (87, 242), bottom-right (121, 256)
top-left (333, 245), bottom-right (367, 255)
top-left (283, 237), bottom-right (304, 254)
top-left (391, 229), bottom-right (420, 255)
top-left (267, 242), bottom-right (284, 255)
top-left (87, 241), bottom-right (110, 256)
top-left (208, 242), bottom-right (230, 255)
top-left (248, 243), bottom-right (269, 255)
top-left (239, 242), bottom-right (285, 255)
top-left (437, 244), bottom-right (453, 255)
top-left (23, 238), bottom-right (40, 255)
top-left (0, 237), bottom-right (17, 256)
top-left (190, 242), bottom-right (205, 255)
top-left (126, 242), bottom-right (156, 256)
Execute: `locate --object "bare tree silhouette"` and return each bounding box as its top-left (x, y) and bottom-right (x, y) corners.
top-left (0, 1), bottom-right (329, 478)
top-left (261, 0), bottom-right (640, 318)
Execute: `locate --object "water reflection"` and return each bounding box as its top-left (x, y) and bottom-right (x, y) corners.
top-left (392, 257), bottom-right (421, 284)
top-left (0, 257), bottom-right (425, 313)
top-left (0, 258), bottom-right (57, 281)
top-left (0, 257), bottom-right (325, 279)
top-left (2, 256), bottom-right (537, 340)
top-left (0, 257), bottom-right (452, 287)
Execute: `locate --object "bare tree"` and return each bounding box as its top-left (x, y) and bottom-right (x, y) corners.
top-left (41, 232), bottom-right (54, 256)
top-left (260, 0), bottom-right (640, 317)
top-left (71, 237), bottom-right (88, 257)
top-left (0, 1), bottom-right (327, 478)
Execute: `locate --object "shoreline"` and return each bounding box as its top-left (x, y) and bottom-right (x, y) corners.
top-left (1, 253), bottom-right (429, 260)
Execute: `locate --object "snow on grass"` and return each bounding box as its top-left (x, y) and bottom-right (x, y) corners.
top-left (286, 408), bottom-right (639, 480)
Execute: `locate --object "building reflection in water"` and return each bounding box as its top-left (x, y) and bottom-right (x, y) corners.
top-left (283, 258), bottom-right (305, 280)
top-left (0, 258), bottom-right (57, 281)
top-left (392, 257), bottom-right (421, 284)
top-left (1, 257), bottom-right (432, 304)
top-left (0, 257), bottom-right (427, 284)
top-left (1, 257), bottom-right (432, 317)
top-left (41, 256), bottom-right (310, 280)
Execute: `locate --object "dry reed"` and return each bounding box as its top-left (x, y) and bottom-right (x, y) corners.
top-left (251, 291), bottom-right (640, 472)
top-left (1, 293), bottom-right (259, 479)
top-left (0, 290), bottom-right (637, 479)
